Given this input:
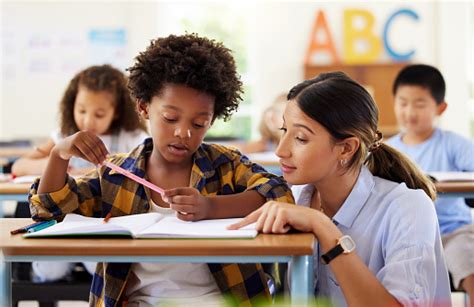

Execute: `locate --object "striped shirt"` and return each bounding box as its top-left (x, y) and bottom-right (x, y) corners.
top-left (29, 138), bottom-right (294, 307)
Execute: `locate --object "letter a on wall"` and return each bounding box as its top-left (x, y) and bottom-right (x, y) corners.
top-left (305, 10), bottom-right (339, 65)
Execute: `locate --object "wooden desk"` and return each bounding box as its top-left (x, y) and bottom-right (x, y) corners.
top-left (0, 183), bottom-right (31, 217)
top-left (0, 218), bottom-right (315, 305)
top-left (0, 183), bottom-right (31, 196)
top-left (435, 181), bottom-right (474, 198)
top-left (0, 147), bottom-right (32, 159)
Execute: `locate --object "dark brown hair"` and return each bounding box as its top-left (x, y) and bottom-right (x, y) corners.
top-left (127, 33), bottom-right (243, 121)
top-left (59, 64), bottom-right (147, 136)
top-left (393, 64), bottom-right (446, 104)
top-left (288, 72), bottom-right (436, 200)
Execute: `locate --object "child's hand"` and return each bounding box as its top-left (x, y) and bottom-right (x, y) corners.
top-left (52, 131), bottom-right (109, 165)
top-left (162, 187), bottom-right (211, 221)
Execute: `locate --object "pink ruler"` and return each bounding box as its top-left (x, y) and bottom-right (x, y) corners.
top-left (103, 161), bottom-right (164, 195)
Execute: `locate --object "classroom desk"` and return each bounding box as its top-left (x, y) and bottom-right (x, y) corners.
top-left (0, 218), bottom-right (315, 306)
top-left (435, 181), bottom-right (474, 198)
top-left (0, 182), bottom-right (31, 218)
top-left (0, 147), bottom-right (32, 160)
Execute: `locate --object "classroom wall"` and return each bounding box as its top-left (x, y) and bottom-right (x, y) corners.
top-left (1, 1), bottom-right (472, 140)
top-left (249, 1), bottom-right (471, 138)
top-left (0, 1), bottom-right (157, 140)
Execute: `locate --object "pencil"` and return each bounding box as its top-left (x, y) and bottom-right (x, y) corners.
top-left (103, 212), bottom-right (112, 223)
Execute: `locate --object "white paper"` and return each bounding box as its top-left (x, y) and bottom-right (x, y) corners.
top-left (24, 213), bottom-right (257, 239)
top-left (428, 172), bottom-right (474, 182)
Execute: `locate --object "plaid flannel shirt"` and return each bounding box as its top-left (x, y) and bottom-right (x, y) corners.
top-left (29, 138), bottom-right (294, 307)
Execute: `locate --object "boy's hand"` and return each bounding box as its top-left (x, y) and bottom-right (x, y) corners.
top-left (52, 131), bottom-right (109, 165)
top-left (163, 187), bottom-right (211, 221)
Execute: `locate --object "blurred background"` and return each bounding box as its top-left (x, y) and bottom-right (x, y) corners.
top-left (1, 0), bottom-right (473, 144)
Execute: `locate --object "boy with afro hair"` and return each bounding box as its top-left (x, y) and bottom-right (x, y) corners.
top-left (29, 33), bottom-right (293, 306)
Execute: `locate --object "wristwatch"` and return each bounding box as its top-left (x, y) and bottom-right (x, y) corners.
top-left (320, 235), bottom-right (356, 264)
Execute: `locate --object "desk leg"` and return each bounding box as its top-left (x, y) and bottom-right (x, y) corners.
top-left (290, 255), bottom-right (313, 305)
top-left (1, 261), bottom-right (11, 307)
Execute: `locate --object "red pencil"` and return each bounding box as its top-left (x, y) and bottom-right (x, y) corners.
top-left (103, 212), bottom-right (112, 223)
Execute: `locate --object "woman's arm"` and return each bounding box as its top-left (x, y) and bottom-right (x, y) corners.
top-left (311, 211), bottom-right (401, 307)
top-left (230, 203), bottom-right (401, 307)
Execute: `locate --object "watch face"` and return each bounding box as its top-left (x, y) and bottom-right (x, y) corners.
top-left (340, 235), bottom-right (356, 253)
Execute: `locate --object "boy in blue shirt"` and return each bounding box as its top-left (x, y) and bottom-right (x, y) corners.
top-left (387, 64), bottom-right (474, 304)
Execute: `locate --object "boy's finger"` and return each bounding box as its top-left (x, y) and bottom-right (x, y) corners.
top-left (81, 135), bottom-right (104, 164)
top-left (176, 212), bottom-right (195, 221)
top-left (85, 134), bottom-right (108, 162)
top-left (170, 204), bottom-right (196, 213)
top-left (227, 209), bottom-right (261, 230)
top-left (169, 195), bottom-right (195, 205)
top-left (163, 187), bottom-right (195, 197)
top-left (75, 142), bottom-right (100, 164)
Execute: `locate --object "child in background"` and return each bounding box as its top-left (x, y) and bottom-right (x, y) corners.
top-left (29, 34), bottom-right (293, 306)
top-left (239, 93), bottom-right (287, 154)
top-left (231, 72), bottom-right (451, 306)
top-left (14, 65), bottom-right (149, 282)
top-left (12, 64), bottom-right (148, 177)
top-left (386, 64), bottom-right (474, 304)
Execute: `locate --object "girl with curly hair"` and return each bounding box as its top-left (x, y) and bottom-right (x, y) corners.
top-left (13, 64), bottom-right (149, 283)
top-left (12, 64), bottom-right (148, 177)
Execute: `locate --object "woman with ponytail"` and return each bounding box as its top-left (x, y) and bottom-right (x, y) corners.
top-left (230, 72), bottom-right (450, 306)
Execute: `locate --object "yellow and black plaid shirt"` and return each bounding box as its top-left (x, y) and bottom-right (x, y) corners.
top-left (29, 138), bottom-right (294, 307)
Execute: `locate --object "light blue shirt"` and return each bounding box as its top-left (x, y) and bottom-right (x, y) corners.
top-left (387, 128), bottom-right (474, 234)
top-left (292, 166), bottom-right (451, 307)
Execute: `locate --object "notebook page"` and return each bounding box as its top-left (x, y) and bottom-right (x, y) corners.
top-left (429, 172), bottom-right (474, 182)
top-left (24, 212), bottom-right (163, 237)
top-left (137, 216), bottom-right (257, 238)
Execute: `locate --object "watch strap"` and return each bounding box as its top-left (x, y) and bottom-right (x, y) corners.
top-left (321, 244), bottom-right (344, 264)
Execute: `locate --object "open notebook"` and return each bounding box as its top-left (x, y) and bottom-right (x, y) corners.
top-left (24, 213), bottom-right (257, 239)
top-left (428, 172), bottom-right (474, 182)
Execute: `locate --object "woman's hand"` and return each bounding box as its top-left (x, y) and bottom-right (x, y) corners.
top-left (162, 187), bottom-right (212, 221)
top-left (52, 131), bottom-right (109, 165)
top-left (228, 201), bottom-right (319, 234)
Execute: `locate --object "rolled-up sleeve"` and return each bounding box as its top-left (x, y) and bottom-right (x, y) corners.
top-left (232, 153), bottom-right (294, 204)
top-left (29, 171), bottom-right (102, 220)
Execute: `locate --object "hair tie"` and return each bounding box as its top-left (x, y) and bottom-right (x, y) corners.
top-left (368, 130), bottom-right (383, 152)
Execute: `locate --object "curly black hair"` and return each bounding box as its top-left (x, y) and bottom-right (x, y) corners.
top-left (59, 65), bottom-right (147, 136)
top-left (127, 33), bottom-right (243, 121)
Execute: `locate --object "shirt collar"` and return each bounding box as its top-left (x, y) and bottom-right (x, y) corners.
top-left (333, 166), bottom-right (375, 228)
top-left (107, 139), bottom-right (232, 180)
top-left (107, 137), bottom-right (151, 177)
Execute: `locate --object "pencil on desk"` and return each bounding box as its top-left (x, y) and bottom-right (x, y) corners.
top-left (103, 212), bottom-right (112, 223)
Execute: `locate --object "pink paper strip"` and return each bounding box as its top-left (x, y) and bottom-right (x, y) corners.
top-left (103, 161), bottom-right (164, 195)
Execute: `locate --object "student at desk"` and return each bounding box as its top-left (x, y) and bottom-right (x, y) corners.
top-left (12, 65), bottom-right (149, 283)
top-left (12, 65), bottom-right (149, 177)
top-left (29, 34), bottom-right (293, 306)
top-left (387, 64), bottom-right (474, 304)
top-left (231, 72), bottom-right (451, 306)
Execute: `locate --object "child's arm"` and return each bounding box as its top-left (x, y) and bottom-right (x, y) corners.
top-left (164, 146), bottom-right (293, 221)
top-left (164, 187), bottom-right (266, 220)
top-left (29, 131), bottom-right (109, 221)
top-left (11, 139), bottom-right (55, 176)
top-left (38, 131), bottom-right (108, 194)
